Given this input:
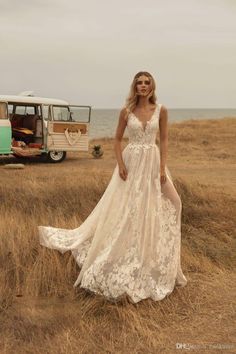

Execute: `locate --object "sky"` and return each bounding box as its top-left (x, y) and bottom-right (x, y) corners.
top-left (0, 0), bottom-right (235, 108)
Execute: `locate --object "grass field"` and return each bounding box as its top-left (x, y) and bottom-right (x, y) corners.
top-left (0, 117), bottom-right (235, 353)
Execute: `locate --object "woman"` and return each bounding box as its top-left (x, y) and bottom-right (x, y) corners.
top-left (38, 71), bottom-right (187, 303)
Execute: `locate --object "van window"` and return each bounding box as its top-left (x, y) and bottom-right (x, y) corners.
top-left (0, 102), bottom-right (7, 119)
top-left (69, 106), bottom-right (90, 123)
top-left (15, 106), bottom-right (36, 115)
top-left (53, 106), bottom-right (70, 121)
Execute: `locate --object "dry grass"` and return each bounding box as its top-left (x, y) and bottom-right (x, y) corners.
top-left (0, 117), bottom-right (235, 353)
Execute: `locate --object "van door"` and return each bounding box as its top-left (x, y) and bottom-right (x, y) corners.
top-left (0, 102), bottom-right (11, 154)
top-left (46, 105), bottom-right (91, 152)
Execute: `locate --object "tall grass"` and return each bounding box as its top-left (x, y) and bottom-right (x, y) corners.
top-left (0, 118), bottom-right (235, 353)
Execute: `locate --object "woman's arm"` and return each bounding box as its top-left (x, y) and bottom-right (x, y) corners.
top-left (159, 105), bottom-right (168, 174)
top-left (114, 108), bottom-right (128, 180)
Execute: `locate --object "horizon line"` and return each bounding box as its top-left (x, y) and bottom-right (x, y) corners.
top-left (92, 107), bottom-right (236, 110)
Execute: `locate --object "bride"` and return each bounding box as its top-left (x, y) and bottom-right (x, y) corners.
top-left (38, 71), bottom-right (187, 304)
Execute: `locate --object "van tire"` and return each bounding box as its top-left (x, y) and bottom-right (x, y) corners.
top-left (47, 151), bottom-right (66, 163)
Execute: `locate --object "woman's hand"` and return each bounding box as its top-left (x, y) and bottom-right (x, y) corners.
top-left (160, 167), bottom-right (167, 185)
top-left (119, 163), bottom-right (128, 181)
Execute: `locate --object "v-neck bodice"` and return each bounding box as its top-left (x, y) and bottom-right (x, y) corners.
top-left (132, 105), bottom-right (158, 132)
top-left (126, 103), bottom-right (162, 145)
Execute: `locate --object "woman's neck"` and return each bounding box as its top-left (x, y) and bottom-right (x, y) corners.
top-left (136, 96), bottom-right (151, 108)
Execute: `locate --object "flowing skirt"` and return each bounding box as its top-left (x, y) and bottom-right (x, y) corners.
top-left (38, 143), bottom-right (187, 303)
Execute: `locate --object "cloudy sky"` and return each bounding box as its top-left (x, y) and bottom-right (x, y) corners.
top-left (1, 0), bottom-right (235, 108)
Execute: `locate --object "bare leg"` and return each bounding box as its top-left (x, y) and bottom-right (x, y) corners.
top-left (161, 167), bottom-right (187, 287)
top-left (161, 174), bottom-right (182, 225)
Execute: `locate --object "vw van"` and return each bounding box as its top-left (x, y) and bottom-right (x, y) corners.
top-left (0, 94), bottom-right (91, 163)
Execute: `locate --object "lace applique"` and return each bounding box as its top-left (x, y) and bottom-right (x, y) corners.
top-left (72, 240), bottom-right (91, 267)
top-left (127, 143), bottom-right (157, 154)
top-left (80, 244), bottom-right (174, 303)
top-left (126, 107), bottom-right (159, 146)
top-left (78, 182), bottom-right (181, 303)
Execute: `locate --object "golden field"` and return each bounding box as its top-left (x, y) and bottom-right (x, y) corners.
top-left (0, 117), bottom-right (235, 354)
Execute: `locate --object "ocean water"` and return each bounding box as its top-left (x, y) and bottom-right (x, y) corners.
top-left (89, 108), bottom-right (236, 139)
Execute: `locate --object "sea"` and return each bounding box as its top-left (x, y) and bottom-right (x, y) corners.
top-left (89, 108), bottom-right (236, 139)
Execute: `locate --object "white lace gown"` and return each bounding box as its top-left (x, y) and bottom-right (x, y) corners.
top-left (38, 103), bottom-right (187, 303)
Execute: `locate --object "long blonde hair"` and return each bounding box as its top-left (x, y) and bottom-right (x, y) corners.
top-left (125, 71), bottom-right (157, 115)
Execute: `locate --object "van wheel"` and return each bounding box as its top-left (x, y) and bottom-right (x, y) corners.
top-left (47, 151), bottom-right (66, 163)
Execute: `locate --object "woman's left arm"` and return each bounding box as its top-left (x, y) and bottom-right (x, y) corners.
top-left (159, 105), bottom-right (168, 174)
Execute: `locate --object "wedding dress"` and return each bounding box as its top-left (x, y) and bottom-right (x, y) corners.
top-left (38, 103), bottom-right (187, 303)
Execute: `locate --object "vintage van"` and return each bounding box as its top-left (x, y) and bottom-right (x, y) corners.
top-left (0, 94), bottom-right (91, 163)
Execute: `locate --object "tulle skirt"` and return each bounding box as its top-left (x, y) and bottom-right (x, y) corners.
top-left (38, 143), bottom-right (187, 303)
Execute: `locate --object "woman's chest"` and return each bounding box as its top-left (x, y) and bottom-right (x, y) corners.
top-left (127, 114), bottom-right (159, 135)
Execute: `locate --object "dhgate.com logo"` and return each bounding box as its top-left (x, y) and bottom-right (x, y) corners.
top-left (176, 342), bottom-right (236, 350)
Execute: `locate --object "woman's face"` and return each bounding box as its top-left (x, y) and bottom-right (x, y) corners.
top-left (135, 75), bottom-right (152, 97)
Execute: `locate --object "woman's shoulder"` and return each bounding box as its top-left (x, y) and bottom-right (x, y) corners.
top-left (119, 107), bottom-right (130, 121)
top-left (159, 103), bottom-right (167, 112)
top-left (158, 103), bottom-right (168, 114)
top-left (120, 106), bottom-right (130, 114)
top-left (159, 104), bottom-right (168, 121)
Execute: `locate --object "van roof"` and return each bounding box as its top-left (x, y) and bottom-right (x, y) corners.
top-left (0, 95), bottom-right (69, 105)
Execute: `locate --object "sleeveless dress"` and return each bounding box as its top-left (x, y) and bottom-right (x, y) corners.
top-left (38, 103), bottom-right (187, 303)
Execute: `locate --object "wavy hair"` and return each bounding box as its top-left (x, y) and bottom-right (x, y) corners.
top-left (125, 71), bottom-right (157, 115)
